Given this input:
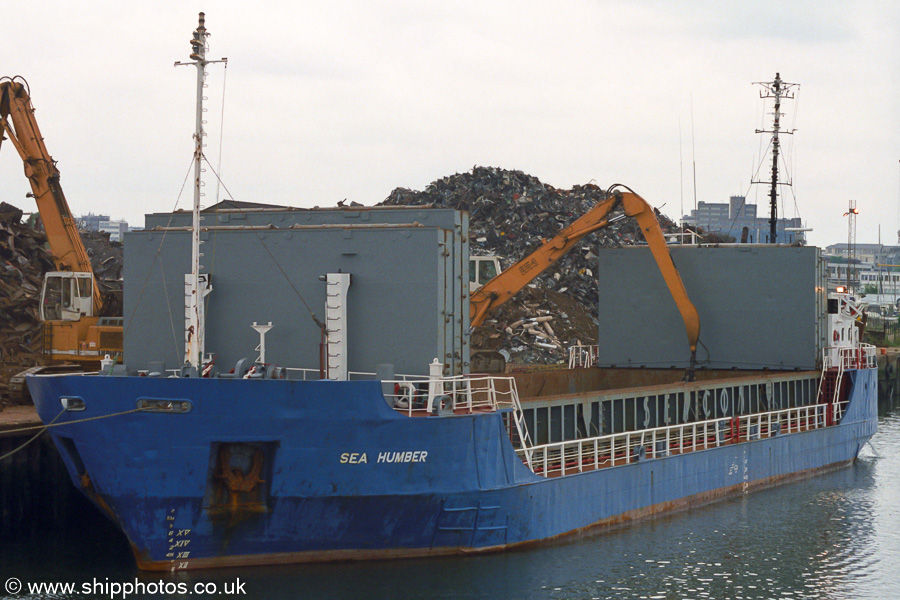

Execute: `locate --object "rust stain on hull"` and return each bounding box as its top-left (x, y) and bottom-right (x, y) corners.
top-left (134, 458), bottom-right (854, 572)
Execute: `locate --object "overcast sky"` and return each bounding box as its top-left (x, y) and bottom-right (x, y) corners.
top-left (3, 1), bottom-right (898, 248)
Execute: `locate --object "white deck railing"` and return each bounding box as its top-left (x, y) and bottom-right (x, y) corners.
top-left (384, 375), bottom-right (519, 416)
top-left (384, 375), bottom-right (533, 460)
top-left (823, 344), bottom-right (878, 372)
top-left (842, 344), bottom-right (878, 370)
top-left (161, 367), bottom-right (424, 380)
top-left (817, 344), bottom-right (877, 423)
top-left (282, 367), bottom-right (423, 381)
top-left (524, 403), bottom-right (828, 477)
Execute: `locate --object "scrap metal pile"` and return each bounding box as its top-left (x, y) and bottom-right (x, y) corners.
top-left (0, 203), bottom-right (122, 405)
top-left (0, 202), bottom-right (53, 403)
top-left (381, 166), bottom-right (681, 365)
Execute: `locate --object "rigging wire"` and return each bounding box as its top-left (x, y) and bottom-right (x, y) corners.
top-left (214, 62), bottom-right (228, 205)
top-left (722, 137), bottom-right (772, 239)
top-left (753, 89), bottom-right (767, 207)
top-left (201, 155), bottom-right (325, 331)
top-left (207, 61), bottom-right (229, 326)
top-left (156, 234), bottom-right (183, 362)
top-left (787, 88), bottom-right (802, 218)
top-left (122, 156), bottom-right (197, 363)
top-left (125, 73), bottom-right (326, 367)
top-left (724, 83), bottom-right (801, 242)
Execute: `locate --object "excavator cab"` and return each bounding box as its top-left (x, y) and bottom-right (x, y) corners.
top-left (40, 271), bottom-right (95, 321)
top-left (1, 77), bottom-right (123, 396)
top-left (469, 255), bottom-right (501, 292)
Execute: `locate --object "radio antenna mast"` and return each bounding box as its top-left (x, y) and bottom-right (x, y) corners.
top-left (752, 73), bottom-right (798, 243)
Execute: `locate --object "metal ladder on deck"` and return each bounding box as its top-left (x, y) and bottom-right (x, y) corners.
top-left (506, 380), bottom-right (534, 468)
top-left (816, 351), bottom-right (846, 424)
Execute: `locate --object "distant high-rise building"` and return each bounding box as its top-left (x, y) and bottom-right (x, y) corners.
top-left (681, 195), bottom-right (805, 244)
top-left (99, 219), bottom-right (129, 242)
top-left (77, 213), bottom-right (109, 232)
top-left (76, 213), bottom-right (131, 241)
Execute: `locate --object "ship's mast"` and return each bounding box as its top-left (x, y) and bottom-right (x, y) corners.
top-left (847, 199), bottom-right (858, 292)
top-left (753, 73), bottom-right (798, 243)
top-left (176, 13), bottom-right (226, 369)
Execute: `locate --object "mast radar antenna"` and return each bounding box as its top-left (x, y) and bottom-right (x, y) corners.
top-left (752, 72), bottom-right (799, 243)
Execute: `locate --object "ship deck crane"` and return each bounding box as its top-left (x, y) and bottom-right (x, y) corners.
top-left (469, 186), bottom-right (700, 372)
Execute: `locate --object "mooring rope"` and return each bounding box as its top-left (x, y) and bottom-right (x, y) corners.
top-left (0, 407), bottom-right (147, 461)
top-left (0, 408), bottom-right (65, 462)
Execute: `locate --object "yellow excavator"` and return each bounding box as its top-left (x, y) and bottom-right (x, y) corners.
top-left (469, 185), bottom-right (700, 375)
top-left (1, 77), bottom-right (123, 397)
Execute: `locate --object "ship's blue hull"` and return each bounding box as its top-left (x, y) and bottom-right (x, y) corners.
top-left (28, 368), bottom-right (877, 570)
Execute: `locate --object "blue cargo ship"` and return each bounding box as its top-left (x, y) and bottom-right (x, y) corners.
top-left (27, 290), bottom-right (877, 570)
top-left (25, 15), bottom-right (878, 572)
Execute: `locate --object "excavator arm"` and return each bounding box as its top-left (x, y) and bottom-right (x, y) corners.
top-left (470, 187), bottom-right (700, 366)
top-left (0, 77), bottom-right (123, 383)
top-left (0, 77), bottom-right (103, 313)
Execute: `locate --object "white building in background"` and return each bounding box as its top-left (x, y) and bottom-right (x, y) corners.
top-left (98, 219), bottom-right (129, 242)
top-left (824, 243), bottom-right (900, 266)
top-left (680, 195), bottom-right (806, 244)
top-left (76, 213), bottom-right (132, 241)
top-left (823, 243), bottom-right (900, 296)
top-left (857, 269), bottom-right (900, 293)
top-left (77, 213), bottom-right (109, 231)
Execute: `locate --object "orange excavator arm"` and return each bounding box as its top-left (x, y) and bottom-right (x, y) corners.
top-left (0, 77), bottom-right (103, 314)
top-left (470, 187), bottom-right (700, 364)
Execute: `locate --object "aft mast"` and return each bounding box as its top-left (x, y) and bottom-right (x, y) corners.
top-left (753, 73), bottom-right (798, 243)
top-left (175, 13), bottom-right (226, 370)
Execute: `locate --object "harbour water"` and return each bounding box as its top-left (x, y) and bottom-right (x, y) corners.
top-left (2, 393), bottom-right (900, 600)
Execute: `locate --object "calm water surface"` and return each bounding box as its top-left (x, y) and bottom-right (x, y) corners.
top-left (3, 396), bottom-right (900, 600)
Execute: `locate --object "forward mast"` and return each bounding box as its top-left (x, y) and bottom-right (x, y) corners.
top-left (175, 13), bottom-right (226, 369)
